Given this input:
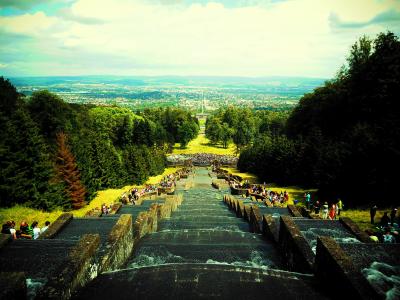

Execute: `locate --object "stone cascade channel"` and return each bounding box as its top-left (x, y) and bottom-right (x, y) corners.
top-left (76, 168), bottom-right (327, 299)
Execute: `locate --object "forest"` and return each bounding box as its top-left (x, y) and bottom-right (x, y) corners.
top-left (207, 32), bottom-right (400, 207)
top-left (0, 84), bottom-right (199, 211)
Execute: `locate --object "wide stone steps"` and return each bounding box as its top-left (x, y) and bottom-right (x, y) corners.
top-left (158, 220), bottom-right (250, 231)
top-left (74, 264), bottom-right (327, 300)
top-left (0, 239), bottom-right (77, 278)
top-left (55, 217), bottom-right (118, 248)
top-left (173, 209), bottom-right (236, 217)
top-left (166, 214), bottom-right (239, 222)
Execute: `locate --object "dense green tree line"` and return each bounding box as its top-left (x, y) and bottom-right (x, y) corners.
top-left (237, 32), bottom-right (400, 206)
top-left (0, 81), bottom-right (198, 210)
top-left (138, 107), bottom-right (199, 148)
top-left (205, 106), bottom-right (289, 151)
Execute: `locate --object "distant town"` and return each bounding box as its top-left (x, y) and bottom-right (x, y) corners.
top-left (9, 76), bottom-right (325, 112)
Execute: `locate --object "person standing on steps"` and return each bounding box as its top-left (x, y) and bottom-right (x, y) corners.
top-left (329, 203), bottom-right (336, 220)
top-left (380, 212), bottom-right (390, 228)
top-left (41, 221), bottom-right (50, 233)
top-left (337, 199), bottom-right (343, 216)
top-left (390, 207), bottom-right (398, 225)
top-left (370, 205), bottom-right (377, 224)
top-left (305, 192), bottom-right (311, 209)
top-left (322, 202), bottom-right (329, 219)
top-left (32, 221), bottom-right (41, 240)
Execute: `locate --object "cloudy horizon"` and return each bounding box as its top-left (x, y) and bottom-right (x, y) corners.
top-left (0, 0), bottom-right (399, 78)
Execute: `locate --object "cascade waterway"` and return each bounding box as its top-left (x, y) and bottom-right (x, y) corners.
top-left (75, 167), bottom-right (328, 299)
top-left (128, 168), bottom-right (283, 269)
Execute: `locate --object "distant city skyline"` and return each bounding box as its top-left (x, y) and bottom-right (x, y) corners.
top-left (1, 0), bottom-right (399, 78)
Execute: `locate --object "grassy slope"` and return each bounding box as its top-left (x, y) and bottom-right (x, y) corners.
top-left (222, 167), bottom-right (316, 206)
top-left (0, 167), bottom-right (179, 228)
top-left (341, 209), bottom-right (390, 231)
top-left (172, 133), bottom-right (236, 155)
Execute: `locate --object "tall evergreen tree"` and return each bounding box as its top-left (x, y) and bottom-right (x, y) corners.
top-left (55, 132), bottom-right (86, 209)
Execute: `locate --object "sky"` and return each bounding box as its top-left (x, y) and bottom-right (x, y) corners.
top-left (0, 0), bottom-right (399, 78)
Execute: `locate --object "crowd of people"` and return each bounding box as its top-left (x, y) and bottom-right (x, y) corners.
top-left (1, 220), bottom-right (50, 240)
top-left (228, 180), bottom-right (290, 206)
top-left (301, 194), bottom-right (398, 243)
top-left (300, 194), bottom-right (343, 220)
top-left (248, 184), bottom-right (290, 204)
top-left (159, 173), bottom-right (177, 188)
top-left (368, 206), bottom-right (399, 243)
top-left (230, 180), bottom-right (250, 190)
top-left (167, 154), bottom-right (238, 166)
top-left (120, 168), bottom-right (193, 205)
top-left (122, 184), bottom-right (159, 204)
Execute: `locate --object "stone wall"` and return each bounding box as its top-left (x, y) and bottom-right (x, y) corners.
top-left (249, 206), bottom-right (262, 233)
top-left (133, 211), bottom-right (150, 241)
top-left (0, 234), bottom-right (12, 249)
top-left (262, 214), bottom-right (279, 242)
top-left (100, 214), bottom-right (133, 273)
top-left (38, 234), bottom-right (100, 300)
top-left (287, 205), bottom-right (302, 217)
top-left (314, 236), bottom-right (378, 300)
top-left (339, 217), bottom-right (372, 243)
top-left (39, 213), bottom-right (73, 239)
top-left (158, 203), bottom-right (172, 220)
top-left (0, 272), bottom-right (26, 300)
top-left (211, 181), bottom-right (220, 189)
top-left (132, 195), bottom-right (183, 243)
top-left (236, 200), bottom-right (245, 218)
top-left (243, 205), bottom-right (252, 222)
top-left (278, 216), bottom-right (314, 273)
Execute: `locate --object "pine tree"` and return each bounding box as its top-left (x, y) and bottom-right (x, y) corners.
top-left (55, 132), bottom-right (86, 209)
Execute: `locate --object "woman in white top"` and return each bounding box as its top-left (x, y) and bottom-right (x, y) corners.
top-left (9, 221), bottom-right (17, 239)
top-left (41, 221), bottom-right (50, 233)
top-left (31, 221), bottom-right (41, 240)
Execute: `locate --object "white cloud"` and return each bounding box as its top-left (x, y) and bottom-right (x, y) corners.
top-left (0, 0), bottom-right (399, 77)
top-left (0, 12), bottom-right (58, 36)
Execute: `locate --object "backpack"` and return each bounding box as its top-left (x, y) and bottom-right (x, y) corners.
top-left (383, 234), bottom-right (394, 243)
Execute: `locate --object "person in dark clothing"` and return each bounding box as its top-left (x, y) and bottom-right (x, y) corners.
top-left (19, 221), bottom-right (33, 239)
top-left (370, 205), bottom-right (378, 224)
top-left (1, 221), bottom-right (11, 234)
top-left (380, 212), bottom-right (391, 228)
top-left (390, 208), bottom-right (398, 225)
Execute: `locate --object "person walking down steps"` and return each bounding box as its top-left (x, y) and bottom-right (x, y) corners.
top-left (370, 205), bottom-right (377, 224)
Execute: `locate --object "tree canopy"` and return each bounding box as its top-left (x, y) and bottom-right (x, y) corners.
top-left (238, 32), bottom-right (400, 206)
top-left (0, 81), bottom-right (198, 211)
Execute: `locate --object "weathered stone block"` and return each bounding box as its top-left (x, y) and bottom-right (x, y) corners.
top-left (100, 214), bottom-right (133, 273)
top-left (243, 205), bottom-right (252, 222)
top-left (38, 234), bottom-right (100, 300)
top-left (299, 207), bottom-right (312, 218)
top-left (0, 272), bottom-right (26, 300)
top-left (211, 181), bottom-right (220, 189)
top-left (287, 205), bottom-right (302, 217)
top-left (262, 214), bottom-right (278, 242)
top-left (339, 217), bottom-right (372, 243)
top-left (278, 216), bottom-right (314, 273)
top-left (249, 206), bottom-right (262, 233)
top-left (133, 211), bottom-right (149, 241)
top-left (159, 203), bottom-right (172, 219)
top-left (314, 236), bottom-right (378, 300)
top-left (111, 203), bottom-right (122, 214)
top-left (0, 234), bottom-right (12, 249)
top-left (39, 213), bottom-right (73, 240)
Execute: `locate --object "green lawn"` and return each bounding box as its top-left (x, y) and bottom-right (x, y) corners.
top-left (172, 133), bottom-right (236, 155)
top-left (0, 167), bottom-right (180, 229)
top-left (341, 209), bottom-right (391, 231)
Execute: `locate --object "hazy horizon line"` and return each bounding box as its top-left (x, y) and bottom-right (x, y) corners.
top-left (4, 74), bottom-right (328, 80)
